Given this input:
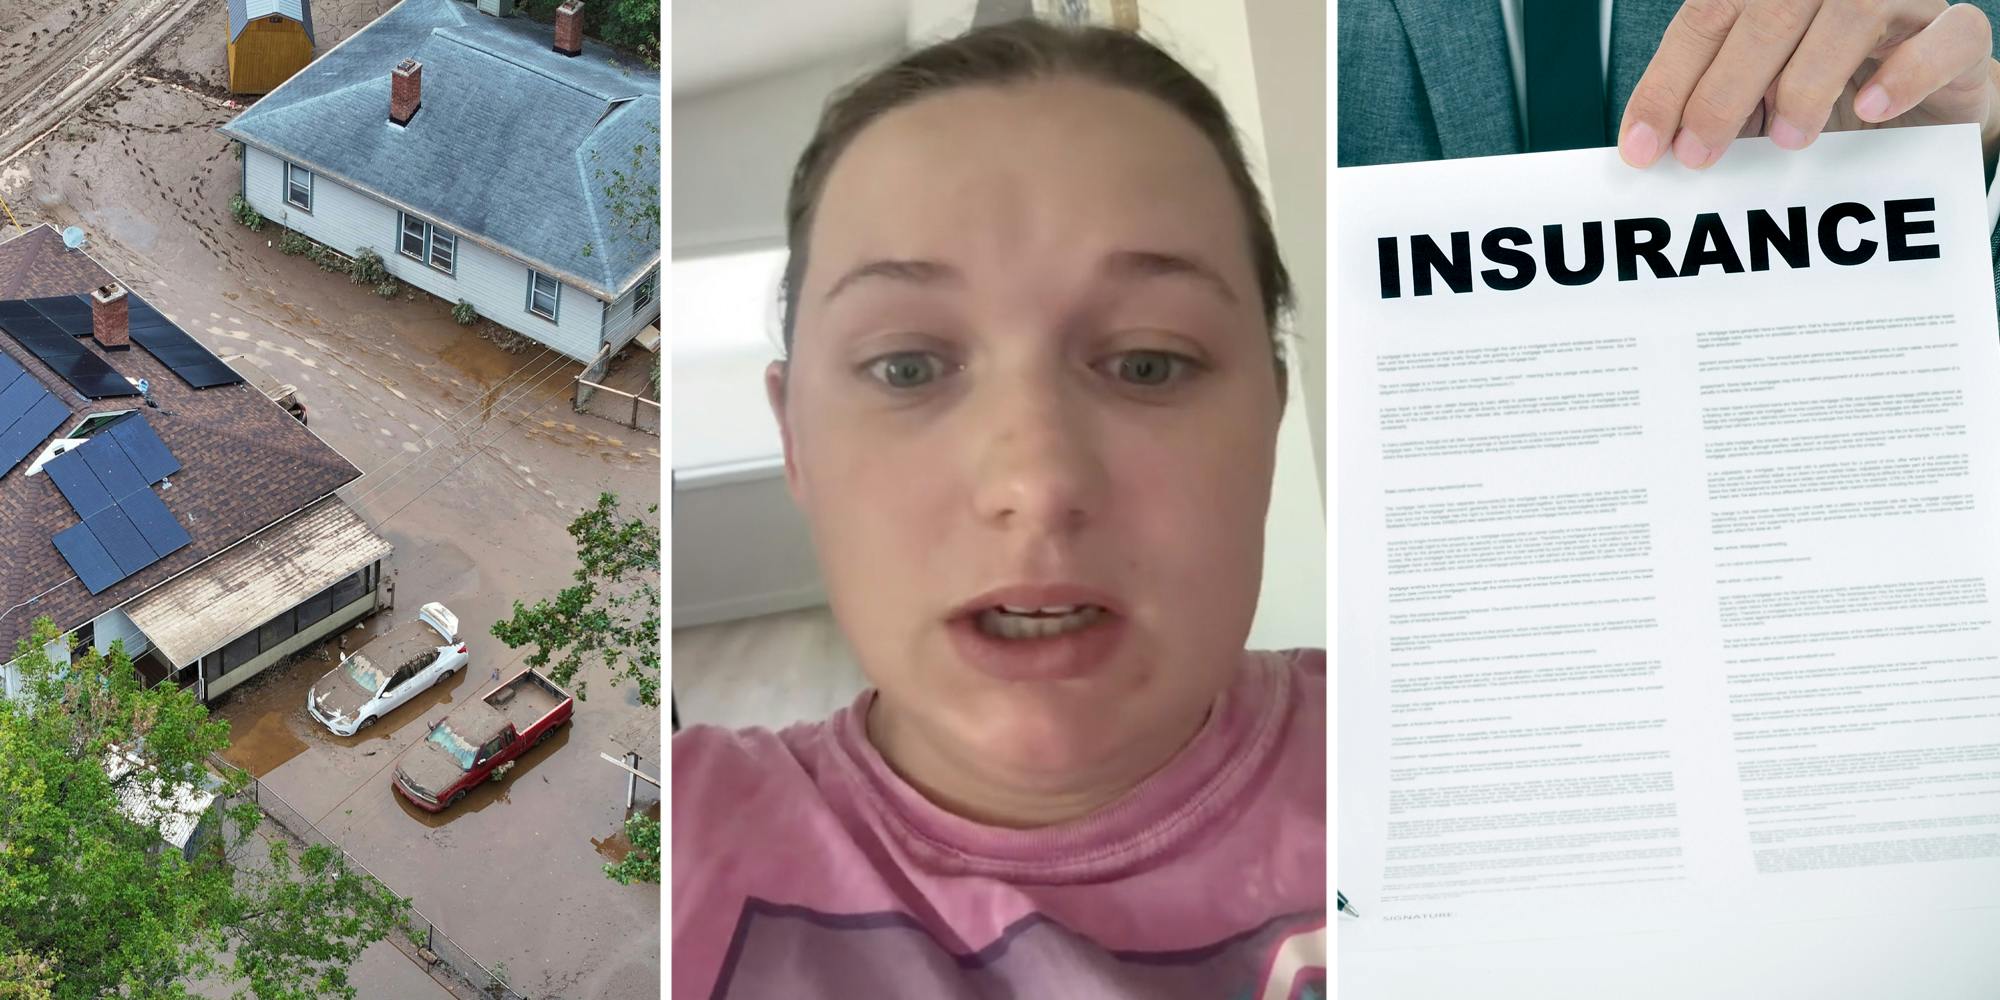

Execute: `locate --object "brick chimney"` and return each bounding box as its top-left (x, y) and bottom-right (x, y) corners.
top-left (554, 1), bottom-right (584, 57)
top-left (90, 284), bottom-right (129, 351)
top-left (390, 59), bottom-right (421, 126)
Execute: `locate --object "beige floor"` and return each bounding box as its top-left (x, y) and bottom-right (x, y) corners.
top-left (671, 605), bottom-right (870, 732)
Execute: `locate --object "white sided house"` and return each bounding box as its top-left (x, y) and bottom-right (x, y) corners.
top-left (220, 0), bottom-right (660, 372)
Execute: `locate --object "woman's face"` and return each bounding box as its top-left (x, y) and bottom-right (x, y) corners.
top-left (772, 78), bottom-right (1281, 783)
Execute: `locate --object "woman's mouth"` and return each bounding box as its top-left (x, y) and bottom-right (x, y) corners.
top-left (949, 589), bottom-right (1126, 682)
top-left (976, 604), bottom-right (1107, 640)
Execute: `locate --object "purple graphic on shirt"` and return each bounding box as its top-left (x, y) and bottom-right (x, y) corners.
top-left (709, 898), bottom-right (1326, 999)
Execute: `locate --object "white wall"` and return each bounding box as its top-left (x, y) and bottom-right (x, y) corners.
top-left (672, 464), bottom-right (828, 626)
top-left (602, 265), bottom-right (662, 352)
top-left (243, 147), bottom-right (606, 362)
top-left (1133, 0), bottom-right (1327, 650)
top-left (671, 41), bottom-right (903, 257)
top-left (91, 608), bottom-right (152, 658)
top-left (1244, 0), bottom-right (1327, 501)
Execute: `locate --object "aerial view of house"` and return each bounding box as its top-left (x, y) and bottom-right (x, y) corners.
top-left (0, 223), bottom-right (389, 703)
top-left (220, 0), bottom-right (661, 375)
top-left (0, 1), bottom-right (660, 997)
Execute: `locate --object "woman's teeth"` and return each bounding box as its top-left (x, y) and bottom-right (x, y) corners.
top-left (977, 605), bottom-right (1105, 640)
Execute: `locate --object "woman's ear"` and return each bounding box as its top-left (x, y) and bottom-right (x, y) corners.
top-left (765, 360), bottom-right (804, 501)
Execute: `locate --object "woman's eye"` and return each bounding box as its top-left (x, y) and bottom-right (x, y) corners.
top-left (865, 351), bottom-right (947, 389)
top-left (1106, 350), bottom-right (1192, 387)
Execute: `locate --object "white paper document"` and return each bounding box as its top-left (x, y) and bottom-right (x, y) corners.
top-left (1337, 126), bottom-right (2000, 994)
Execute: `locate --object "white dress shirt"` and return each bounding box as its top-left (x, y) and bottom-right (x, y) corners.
top-left (1496, 0), bottom-right (2000, 232)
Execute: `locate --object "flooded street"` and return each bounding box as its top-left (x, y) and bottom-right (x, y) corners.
top-left (0, 3), bottom-right (662, 996)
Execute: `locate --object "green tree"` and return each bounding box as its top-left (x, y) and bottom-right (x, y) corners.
top-left (0, 620), bottom-right (409, 999)
top-left (492, 492), bottom-right (661, 706)
top-left (593, 120), bottom-right (661, 246)
top-left (602, 813), bottom-right (659, 886)
top-left (0, 953), bottom-right (54, 1000)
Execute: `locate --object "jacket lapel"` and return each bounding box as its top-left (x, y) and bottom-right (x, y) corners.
top-left (1387, 0), bottom-right (1521, 158)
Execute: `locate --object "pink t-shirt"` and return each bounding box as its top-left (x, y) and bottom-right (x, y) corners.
top-left (671, 648), bottom-right (1327, 999)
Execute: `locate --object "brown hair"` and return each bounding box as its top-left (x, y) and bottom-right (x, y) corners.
top-left (778, 18), bottom-right (1292, 388)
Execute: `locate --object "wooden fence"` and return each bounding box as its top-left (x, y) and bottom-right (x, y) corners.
top-left (575, 377), bottom-right (660, 434)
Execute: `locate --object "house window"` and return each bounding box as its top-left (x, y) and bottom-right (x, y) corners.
top-left (399, 215), bottom-right (427, 259)
top-left (429, 232), bottom-right (455, 273)
top-left (219, 632), bottom-right (260, 673)
top-left (285, 163), bottom-right (313, 212)
top-left (527, 270), bottom-right (560, 322)
top-left (328, 570), bottom-right (365, 609)
top-left (633, 274), bottom-right (656, 313)
top-left (296, 585), bottom-right (335, 631)
top-left (397, 213), bottom-right (456, 275)
top-left (257, 611), bottom-right (295, 653)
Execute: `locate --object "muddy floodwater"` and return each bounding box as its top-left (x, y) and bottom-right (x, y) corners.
top-left (1, 2), bottom-right (662, 996)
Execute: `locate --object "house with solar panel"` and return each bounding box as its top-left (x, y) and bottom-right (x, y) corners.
top-left (227, 0), bottom-right (316, 95)
top-left (218, 0), bottom-right (660, 384)
top-left (0, 223), bottom-right (394, 703)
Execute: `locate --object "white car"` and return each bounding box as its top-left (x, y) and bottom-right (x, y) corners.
top-left (307, 602), bottom-right (468, 736)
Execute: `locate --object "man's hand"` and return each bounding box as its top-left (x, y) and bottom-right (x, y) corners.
top-left (1618, 1), bottom-right (2000, 171)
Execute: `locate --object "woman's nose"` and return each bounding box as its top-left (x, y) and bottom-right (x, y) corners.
top-left (968, 379), bottom-right (1105, 536)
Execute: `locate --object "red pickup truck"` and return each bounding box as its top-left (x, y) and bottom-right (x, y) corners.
top-left (392, 668), bottom-right (573, 812)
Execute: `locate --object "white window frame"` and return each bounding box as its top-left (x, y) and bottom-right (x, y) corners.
top-left (284, 163), bottom-right (313, 212)
top-left (527, 270), bottom-right (560, 322)
top-left (396, 212), bottom-right (456, 276)
top-left (398, 214), bottom-right (427, 261)
top-left (428, 232), bottom-right (456, 274)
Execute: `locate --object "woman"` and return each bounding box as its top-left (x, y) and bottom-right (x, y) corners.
top-left (673, 19), bottom-right (1325, 998)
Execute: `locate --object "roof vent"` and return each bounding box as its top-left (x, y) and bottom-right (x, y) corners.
top-left (476, 0), bottom-right (515, 16)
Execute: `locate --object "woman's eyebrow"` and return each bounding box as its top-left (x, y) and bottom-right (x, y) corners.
top-left (1101, 249), bottom-right (1239, 304)
top-left (823, 258), bottom-right (961, 302)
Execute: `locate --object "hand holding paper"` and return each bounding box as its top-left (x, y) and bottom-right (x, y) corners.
top-left (1618, 0), bottom-right (2000, 171)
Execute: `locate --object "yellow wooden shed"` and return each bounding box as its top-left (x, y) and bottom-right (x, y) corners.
top-left (227, 0), bottom-right (315, 95)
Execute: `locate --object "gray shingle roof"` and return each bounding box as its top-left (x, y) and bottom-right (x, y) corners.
top-left (227, 0), bottom-right (315, 44)
top-left (219, 0), bottom-right (660, 299)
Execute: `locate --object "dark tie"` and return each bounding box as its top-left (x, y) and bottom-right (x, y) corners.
top-left (1525, 0), bottom-right (1607, 151)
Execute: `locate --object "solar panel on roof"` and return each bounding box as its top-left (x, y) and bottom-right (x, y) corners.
top-left (45, 447), bottom-right (113, 516)
top-left (23, 296), bottom-right (92, 337)
top-left (0, 394), bottom-right (66, 476)
top-left (84, 506), bottom-right (153, 575)
top-left (124, 294), bottom-right (245, 389)
top-left (0, 373), bottom-right (41, 428)
top-left (0, 307), bottom-right (140, 400)
top-left (104, 413), bottom-right (179, 483)
top-left (44, 417), bottom-right (192, 591)
top-left (52, 522), bottom-right (122, 594)
top-left (175, 363), bottom-right (243, 389)
top-left (122, 488), bottom-right (191, 558)
top-left (78, 433), bottom-right (146, 498)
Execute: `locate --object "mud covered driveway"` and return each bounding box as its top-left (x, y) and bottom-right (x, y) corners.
top-left (0, 3), bottom-right (661, 997)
